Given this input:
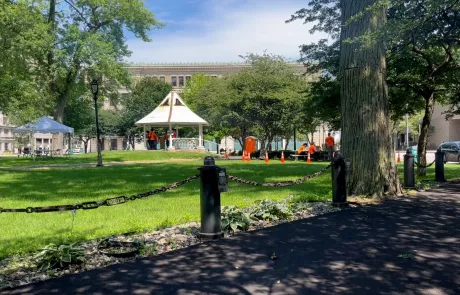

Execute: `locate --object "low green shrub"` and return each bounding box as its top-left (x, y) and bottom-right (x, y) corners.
top-left (34, 243), bottom-right (85, 271)
top-left (249, 199), bottom-right (292, 221)
top-left (221, 206), bottom-right (253, 232)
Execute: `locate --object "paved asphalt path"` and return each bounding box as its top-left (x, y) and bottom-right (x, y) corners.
top-left (3, 184), bottom-right (460, 295)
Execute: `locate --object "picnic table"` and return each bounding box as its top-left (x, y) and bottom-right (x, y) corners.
top-left (289, 151), bottom-right (330, 161)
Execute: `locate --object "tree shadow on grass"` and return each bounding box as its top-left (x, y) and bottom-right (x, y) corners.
top-left (3, 185), bottom-right (460, 294)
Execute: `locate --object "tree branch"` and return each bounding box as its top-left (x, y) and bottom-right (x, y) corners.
top-left (63, 0), bottom-right (93, 30)
top-left (410, 34), bottom-right (434, 72)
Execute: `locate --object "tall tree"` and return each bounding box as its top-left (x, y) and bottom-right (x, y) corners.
top-left (231, 53), bottom-right (308, 149)
top-left (45, 0), bottom-right (163, 122)
top-left (290, 0), bottom-right (460, 176)
top-left (0, 0), bottom-right (51, 121)
top-left (339, 0), bottom-right (400, 196)
top-left (384, 0), bottom-right (460, 175)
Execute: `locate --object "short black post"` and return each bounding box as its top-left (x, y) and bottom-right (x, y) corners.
top-left (404, 148), bottom-right (415, 188)
top-left (435, 148), bottom-right (446, 182)
top-left (198, 156), bottom-right (223, 239)
top-left (332, 152), bottom-right (347, 206)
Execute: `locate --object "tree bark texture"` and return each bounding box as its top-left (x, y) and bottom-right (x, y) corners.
top-left (339, 0), bottom-right (401, 197)
top-left (417, 92), bottom-right (435, 176)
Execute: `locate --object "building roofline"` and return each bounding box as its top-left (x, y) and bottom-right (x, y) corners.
top-left (124, 62), bottom-right (304, 67)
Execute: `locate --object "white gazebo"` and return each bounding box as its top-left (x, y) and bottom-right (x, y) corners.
top-left (135, 91), bottom-right (209, 151)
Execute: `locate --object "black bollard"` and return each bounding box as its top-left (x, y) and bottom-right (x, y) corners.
top-left (404, 148), bottom-right (415, 188)
top-left (435, 148), bottom-right (446, 182)
top-left (332, 152), bottom-right (347, 206)
top-left (198, 156), bottom-right (224, 239)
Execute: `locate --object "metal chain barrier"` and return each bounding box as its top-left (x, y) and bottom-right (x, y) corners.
top-left (414, 159), bottom-right (436, 169)
top-left (228, 164), bottom-right (331, 187)
top-left (0, 174), bottom-right (200, 214)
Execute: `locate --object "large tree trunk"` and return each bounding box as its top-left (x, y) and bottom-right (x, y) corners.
top-left (285, 137), bottom-right (290, 150)
top-left (339, 0), bottom-right (401, 197)
top-left (417, 92), bottom-right (435, 176)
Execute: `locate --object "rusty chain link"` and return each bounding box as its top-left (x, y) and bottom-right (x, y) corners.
top-left (414, 159), bottom-right (436, 169)
top-left (0, 174), bottom-right (200, 214)
top-left (228, 164), bottom-right (331, 187)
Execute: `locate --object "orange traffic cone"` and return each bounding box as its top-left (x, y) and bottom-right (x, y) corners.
top-left (247, 152), bottom-right (251, 162)
top-left (307, 152), bottom-right (311, 164)
top-left (281, 151), bottom-right (285, 163)
top-left (241, 150), bottom-right (246, 162)
top-left (397, 151), bottom-right (401, 163)
top-left (265, 150), bottom-right (269, 163)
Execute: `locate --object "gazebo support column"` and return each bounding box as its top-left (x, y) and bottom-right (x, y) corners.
top-left (198, 124), bottom-right (205, 151)
top-left (167, 123), bottom-right (175, 151)
top-left (143, 125), bottom-right (147, 150)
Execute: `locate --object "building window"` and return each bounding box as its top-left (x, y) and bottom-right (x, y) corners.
top-left (186, 76), bottom-right (191, 85)
top-left (171, 76), bottom-right (177, 87)
top-left (160, 76), bottom-right (165, 82)
top-left (179, 76), bottom-right (184, 87)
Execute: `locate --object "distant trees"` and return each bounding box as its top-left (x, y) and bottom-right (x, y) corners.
top-left (183, 53), bottom-right (312, 151)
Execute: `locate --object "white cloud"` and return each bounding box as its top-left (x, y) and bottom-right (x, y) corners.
top-left (127, 1), bottom-right (326, 63)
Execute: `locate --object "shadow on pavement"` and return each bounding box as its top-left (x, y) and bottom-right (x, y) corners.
top-left (3, 185), bottom-right (460, 295)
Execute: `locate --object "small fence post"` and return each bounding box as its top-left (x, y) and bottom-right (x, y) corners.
top-left (435, 148), bottom-right (446, 182)
top-left (404, 148), bottom-right (415, 188)
top-left (332, 152), bottom-right (347, 206)
top-left (198, 156), bottom-right (224, 239)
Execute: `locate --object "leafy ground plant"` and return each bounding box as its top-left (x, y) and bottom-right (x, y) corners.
top-left (221, 206), bottom-right (253, 232)
top-left (34, 243), bottom-right (85, 271)
top-left (249, 199), bottom-right (292, 221)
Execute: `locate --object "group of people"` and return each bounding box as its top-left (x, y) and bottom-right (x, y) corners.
top-left (146, 128), bottom-right (176, 150)
top-left (296, 133), bottom-right (336, 160)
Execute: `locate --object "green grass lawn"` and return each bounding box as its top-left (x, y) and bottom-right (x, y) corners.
top-left (0, 160), bottom-right (332, 258)
top-left (0, 158), bottom-right (458, 259)
top-left (0, 150), bottom-right (215, 167)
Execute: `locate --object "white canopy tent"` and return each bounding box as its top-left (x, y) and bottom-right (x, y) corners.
top-left (135, 91), bottom-right (209, 150)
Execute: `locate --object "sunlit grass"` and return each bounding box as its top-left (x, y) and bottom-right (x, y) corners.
top-left (0, 150), bottom-right (215, 167)
top-left (0, 160), bottom-right (331, 258)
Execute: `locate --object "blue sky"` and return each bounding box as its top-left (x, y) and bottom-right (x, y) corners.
top-left (126, 0), bottom-right (326, 63)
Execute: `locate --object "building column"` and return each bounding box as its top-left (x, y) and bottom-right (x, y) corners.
top-left (198, 124), bottom-right (205, 151)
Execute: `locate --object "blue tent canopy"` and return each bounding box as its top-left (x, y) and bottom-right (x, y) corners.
top-left (13, 116), bottom-right (74, 134)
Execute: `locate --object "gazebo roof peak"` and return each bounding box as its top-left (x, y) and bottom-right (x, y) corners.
top-left (135, 91), bottom-right (209, 127)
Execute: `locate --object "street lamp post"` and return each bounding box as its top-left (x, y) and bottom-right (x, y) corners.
top-left (405, 104), bottom-right (409, 150)
top-left (91, 80), bottom-right (103, 167)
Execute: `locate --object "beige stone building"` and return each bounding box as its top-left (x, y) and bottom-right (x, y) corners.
top-left (428, 105), bottom-right (460, 149)
top-left (0, 113), bottom-right (57, 155)
top-left (0, 113), bottom-right (14, 154)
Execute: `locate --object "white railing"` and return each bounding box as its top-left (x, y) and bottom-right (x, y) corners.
top-left (172, 138), bottom-right (199, 150)
top-left (203, 140), bottom-right (219, 154)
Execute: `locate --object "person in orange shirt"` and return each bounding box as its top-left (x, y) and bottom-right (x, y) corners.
top-left (147, 128), bottom-right (158, 150)
top-left (325, 132), bottom-right (335, 159)
top-left (297, 143), bottom-right (308, 155)
top-left (309, 142), bottom-right (320, 161)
